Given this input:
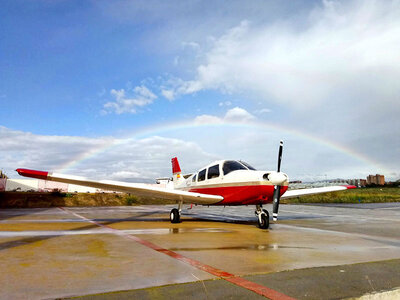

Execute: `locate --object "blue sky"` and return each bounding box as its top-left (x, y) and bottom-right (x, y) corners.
top-left (1, 0), bottom-right (399, 181)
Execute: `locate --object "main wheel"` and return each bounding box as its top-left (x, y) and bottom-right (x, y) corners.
top-left (258, 212), bottom-right (269, 229)
top-left (170, 208), bottom-right (180, 223)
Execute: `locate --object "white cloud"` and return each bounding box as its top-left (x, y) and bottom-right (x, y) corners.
top-left (161, 89), bottom-right (175, 101)
top-left (175, 80), bottom-right (203, 95)
top-left (163, 0), bottom-right (400, 111)
top-left (256, 108), bottom-right (271, 114)
top-left (1, 124), bottom-right (397, 182)
top-left (194, 107), bottom-right (255, 124)
top-left (0, 126), bottom-right (215, 182)
top-left (224, 107), bottom-right (256, 122)
top-left (103, 85), bottom-right (157, 114)
top-left (108, 170), bottom-right (142, 180)
top-left (159, 76), bottom-right (204, 100)
top-left (157, 0), bottom-right (400, 170)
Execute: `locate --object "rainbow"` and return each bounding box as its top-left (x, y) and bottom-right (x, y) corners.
top-left (56, 120), bottom-right (387, 174)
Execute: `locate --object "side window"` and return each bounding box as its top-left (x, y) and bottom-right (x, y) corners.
top-left (198, 169), bottom-right (206, 182)
top-left (207, 165), bottom-right (220, 179)
top-left (192, 174), bottom-right (197, 182)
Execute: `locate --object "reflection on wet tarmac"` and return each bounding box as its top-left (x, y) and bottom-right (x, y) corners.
top-left (1, 204), bottom-right (400, 300)
top-left (168, 228), bottom-right (231, 234)
top-left (0, 227), bottom-right (232, 237)
top-left (168, 244), bottom-right (314, 251)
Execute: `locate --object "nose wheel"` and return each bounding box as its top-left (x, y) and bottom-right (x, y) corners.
top-left (255, 205), bottom-right (269, 229)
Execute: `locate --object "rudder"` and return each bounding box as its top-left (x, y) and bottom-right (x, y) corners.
top-left (171, 157), bottom-right (184, 187)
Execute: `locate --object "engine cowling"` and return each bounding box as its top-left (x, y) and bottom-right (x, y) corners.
top-left (263, 171), bottom-right (288, 185)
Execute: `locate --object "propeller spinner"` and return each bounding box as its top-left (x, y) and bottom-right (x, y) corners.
top-left (272, 140), bottom-right (284, 221)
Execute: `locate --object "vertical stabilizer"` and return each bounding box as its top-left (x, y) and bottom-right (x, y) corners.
top-left (171, 157), bottom-right (185, 188)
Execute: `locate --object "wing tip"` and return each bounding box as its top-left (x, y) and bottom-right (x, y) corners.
top-left (16, 168), bottom-right (48, 180)
top-left (342, 185), bottom-right (357, 189)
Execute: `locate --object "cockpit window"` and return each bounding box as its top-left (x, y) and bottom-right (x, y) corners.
top-left (207, 164), bottom-right (220, 179)
top-left (223, 160), bottom-right (248, 175)
top-left (239, 161), bottom-right (256, 170)
top-left (192, 174), bottom-right (197, 182)
top-left (198, 169), bottom-right (206, 182)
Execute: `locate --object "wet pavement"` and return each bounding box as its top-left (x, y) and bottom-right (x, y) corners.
top-left (0, 203), bottom-right (400, 299)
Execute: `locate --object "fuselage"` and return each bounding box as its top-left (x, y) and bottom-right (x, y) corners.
top-left (176, 160), bottom-right (289, 205)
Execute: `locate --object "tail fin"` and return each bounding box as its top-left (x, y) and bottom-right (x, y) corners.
top-left (171, 157), bottom-right (184, 187)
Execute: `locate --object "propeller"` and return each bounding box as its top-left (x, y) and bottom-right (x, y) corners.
top-left (272, 140), bottom-right (284, 221)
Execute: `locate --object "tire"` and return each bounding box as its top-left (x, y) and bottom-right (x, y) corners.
top-left (170, 208), bottom-right (180, 223)
top-left (258, 212), bottom-right (269, 229)
top-left (263, 209), bottom-right (270, 220)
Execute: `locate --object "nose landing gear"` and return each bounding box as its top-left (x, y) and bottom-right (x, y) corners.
top-left (255, 204), bottom-right (270, 229)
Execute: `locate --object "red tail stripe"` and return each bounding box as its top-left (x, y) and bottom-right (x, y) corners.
top-left (171, 157), bottom-right (181, 174)
top-left (16, 168), bottom-right (48, 180)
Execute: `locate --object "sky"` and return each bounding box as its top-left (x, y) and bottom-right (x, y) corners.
top-left (0, 0), bottom-right (399, 182)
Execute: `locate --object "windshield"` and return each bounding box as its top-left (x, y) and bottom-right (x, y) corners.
top-left (239, 161), bottom-right (256, 170)
top-left (223, 160), bottom-right (248, 175)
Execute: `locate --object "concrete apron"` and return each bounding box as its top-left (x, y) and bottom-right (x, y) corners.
top-left (0, 203), bottom-right (399, 299)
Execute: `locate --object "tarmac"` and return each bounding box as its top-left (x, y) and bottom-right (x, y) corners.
top-left (1, 202), bottom-right (400, 299)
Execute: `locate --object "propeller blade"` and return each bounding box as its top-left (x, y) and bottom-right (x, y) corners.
top-left (272, 185), bottom-right (281, 221)
top-left (273, 140), bottom-right (284, 221)
top-left (277, 140), bottom-right (283, 172)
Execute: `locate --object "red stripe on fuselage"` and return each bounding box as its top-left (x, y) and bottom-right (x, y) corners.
top-left (189, 185), bottom-right (288, 205)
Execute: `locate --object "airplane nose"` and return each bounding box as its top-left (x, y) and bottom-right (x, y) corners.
top-left (263, 172), bottom-right (287, 185)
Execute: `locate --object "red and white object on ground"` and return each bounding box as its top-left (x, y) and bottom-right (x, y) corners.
top-left (16, 141), bottom-right (356, 229)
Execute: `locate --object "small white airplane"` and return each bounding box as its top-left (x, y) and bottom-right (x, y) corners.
top-left (16, 141), bottom-right (355, 229)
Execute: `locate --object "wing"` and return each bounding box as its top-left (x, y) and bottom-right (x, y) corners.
top-left (281, 185), bottom-right (356, 199)
top-left (16, 168), bottom-right (223, 205)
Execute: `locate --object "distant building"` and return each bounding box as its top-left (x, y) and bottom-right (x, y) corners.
top-left (4, 179), bottom-right (99, 193)
top-left (367, 174), bottom-right (385, 186)
top-left (345, 179), bottom-right (367, 187)
top-left (1, 179), bottom-right (165, 193)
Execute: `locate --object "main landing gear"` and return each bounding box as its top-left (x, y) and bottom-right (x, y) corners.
top-left (255, 204), bottom-right (270, 229)
top-left (170, 201), bottom-right (183, 223)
